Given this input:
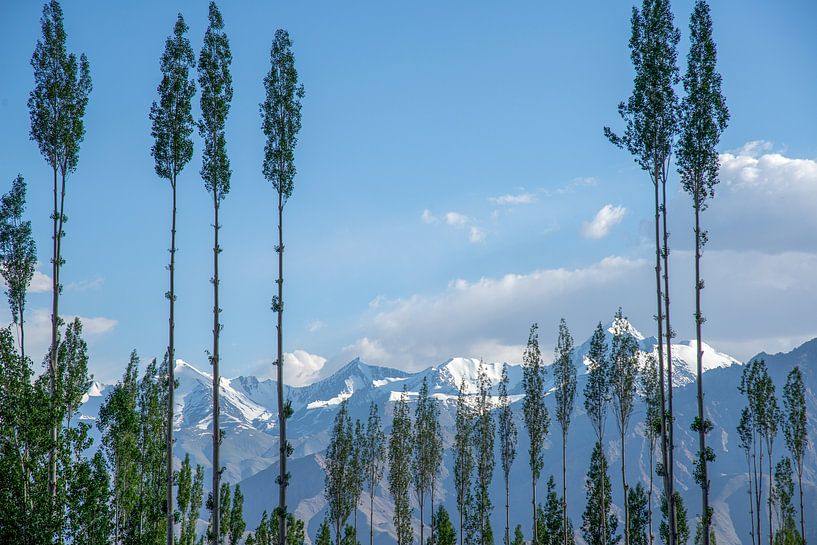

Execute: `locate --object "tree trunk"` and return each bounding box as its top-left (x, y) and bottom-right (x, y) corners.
top-left (755, 440), bottom-right (762, 545)
top-left (277, 190), bottom-right (288, 545)
top-left (648, 438), bottom-right (654, 545)
top-left (747, 454), bottom-right (755, 545)
top-left (767, 448), bottom-right (773, 545)
top-left (621, 428), bottom-right (629, 545)
top-left (370, 482), bottom-right (375, 545)
top-left (504, 472), bottom-right (510, 545)
top-left (419, 491), bottom-right (424, 545)
top-left (694, 202), bottom-right (710, 545)
top-left (652, 168), bottom-right (672, 545)
top-left (212, 192), bottom-right (221, 545)
top-left (167, 176), bottom-right (177, 545)
top-left (562, 431), bottom-right (567, 545)
top-left (796, 463), bottom-right (805, 544)
top-left (49, 163), bottom-right (59, 509)
top-left (532, 476), bottom-right (538, 545)
top-left (661, 170), bottom-right (677, 545)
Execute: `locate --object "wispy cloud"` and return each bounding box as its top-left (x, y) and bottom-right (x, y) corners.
top-left (421, 209), bottom-right (486, 243)
top-left (469, 226), bottom-right (486, 243)
top-left (582, 204), bottom-right (626, 239)
top-left (489, 192), bottom-right (536, 205)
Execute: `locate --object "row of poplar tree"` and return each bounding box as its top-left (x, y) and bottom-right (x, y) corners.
top-left (0, 0), bottom-right (306, 544)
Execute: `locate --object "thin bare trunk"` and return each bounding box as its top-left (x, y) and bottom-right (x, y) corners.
top-left (277, 190), bottom-right (288, 545)
top-left (166, 177), bottom-right (177, 545)
top-left (370, 481), bottom-right (375, 545)
top-left (532, 477), bottom-right (538, 545)
top-left (211, 191), bottom-right (221, 545)
top-left (747, 454), bottom-right (756, 545)
top-left (648, 438), bottom-right (655, 545)
top-left (562, 432), bottom-right (568, 545)
top-left (694, 203), bottom-right (711, 545)
top-left (755, 438), bottom-right (762, 545)
top-left (49, 163), bottom-right (59, 508)
top-left (505, 473), bottom-right (510, 545)
top-left (652, 168), bottom-right (672, 545)
top-left (621, 427), bottom-right (629, 545)
top-left (661, 170), bottom-right (677, 545)
top-left (796, 463), bottom-right (805, 544)
top-left (767, 448), bottom-right (773, 545)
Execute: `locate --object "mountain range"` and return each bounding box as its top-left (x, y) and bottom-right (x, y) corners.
top-left (78, 321), bottom-right (816, 545)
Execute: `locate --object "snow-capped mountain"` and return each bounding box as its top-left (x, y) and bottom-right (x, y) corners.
top-left (77, 323), bottom-right (815, 545)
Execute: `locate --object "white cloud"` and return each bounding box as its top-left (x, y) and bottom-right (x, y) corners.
top-left (66, 277), bottom-right (105, 292)
top-left (444, 211), bottom-right (469, 226)
top-left (582, 204), bottom-right (626, 239)
top-left (490, 193), bottom-right (536, 205)
top-left (282, 350), bottom-right (327, 386)
top-left (30, 271), bottom-right (51, 292)
top-left (307, 320), bottom-right (325, 333)
top-left (469, 226), bottom-right (486, 243)
top-left (345, 255), bottom-right (647, 370)
top-left (421, 209), bottom-right (437, 224)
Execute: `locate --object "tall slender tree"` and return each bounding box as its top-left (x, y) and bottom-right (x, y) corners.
top-left (553, 319), bottom-right (576, 545)
top-left (498, 363), bottom-right (518, 545)
top-left (737, 408), bottom-right (757, 545)
top-left (362, 402), bottom-right (386, 545)
top-left (325, 400), bottom-right (354, 545)
top-left (610, 310), bottom-right (639, 545)
top-left (150, 14), bottom-right (196, 545)
top-left (584, 322), bottom-right (611, 543)
top-left (642, 354), bottom-right (662, 545)
top-left (0, 175), bottom-right (37, 362)
top-left (473, 361), bottom-right (496, 545)
top-left (752, 361), bottom-right (780, 545)
top-left (389, 388), bottom-right (413, 545)
top-left (197, 4), bottom-right (233, 541)
top-left (677, 4), bottom-right (729, 543)
top-left (740, 360), bottom-right (764, 545)
top-left (522, 323), bottom-right (550, 544)
top-left (581, 442), bottom-right (619, 545)
top-left (413, 377), bottom-right (437, 544)
top-left (454, 378), bottom-right (475, 545)
top-left (605, 2), bottom-right (680, 541)
top-left (782, 367), bottom-right (807, 543)
top-left (28, 0), bottom-right (92, 514)
top-left (260, 30), bottom-right (305, 545)
top-left (628, 484), bottom-right (649, 545)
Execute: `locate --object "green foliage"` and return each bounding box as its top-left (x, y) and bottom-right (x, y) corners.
top-left (388, 388), bottom-right (414, 545)
top-left (584, 322), bottom-right (610, 443)
top-left (175, 454), bottom-right (204, 545)
top-left (473, 361), bottom-right (496, 545)
top-left (554, 319), bottom-right (577, 433)
top-left (29, 0), bottom-right (93, 173)
top-left (0, 175), bottom-right (36, 347)
top-left (229, 485), bottom-right (246, 545)
top-left (678, 0), bottom-right (729, 213)
top-left (316, 520), bottom-right (332, 545)
top-left (512, 526), bottom-right (525, 545)
top-left (361, 401), bottom-right (386, 544)
top-left (537, 477), bottom-right (574, 545)
top-left (260, 29), bottom-right (305, 202)
top-left (413, 377), bottom-right (442, 542)
top-left (627, 484), bottom-right (649, 545)
top-left (498, 362), bottom-right (518, 545)
top-left (660, 493), bottom-right (689, 545)
top-left (610, 309), bottom-right (639, 437)
top-left (433, 505), bottom-right (456, 545)
top-left (198, 1), bottom-right (233, 201)
top-left (325, 400), bottom-right (357, 544)
top-left (342, 524), bottom-right (358, 545)
top-left (581, 443), bottom-right (619, 545)
top-left (150, 13), bottom-right (196, 182)
top-left (454, 377), bottom-right (475, 545)
top-left (604, 0), bottom-right (680, 177)
top-left (694, 522), bottom-right (717, 545)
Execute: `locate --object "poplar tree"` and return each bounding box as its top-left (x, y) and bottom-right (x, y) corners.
top-left (605, 2), bottom-right (680, 541)
top-left (28, 0), bottom-right (92, 513)
top-left (553, 319), bottom-right (576, 545)
top-left (642, 354), bottom-right (662, 545)
top-left (740, 360), bottom-right (763, 545)
top-left (325, 400), bottom-right (355, 545)
top-left (581, 443), bottom-right (618, 545)
top-left (433, 505), bottom-right (456, 545)
top-left (660, 493), bottom-right (689, 545)
top-left (737, 408), bottom-right (757, 545)
top-left (584, 322), bottom-right (611, 543)
top-left (352, 419), bottom-right (365, 538)
top-left (388, 389), bottom-right (413, 545)
top-left (628, 484), bottom-right (649, 545)
top-left (260, 30), bottom-right (305, 544)
top-left (0, 175), bottom-right (37, 362)
top-left (772, 459), bottom-right (800, 545)
top-left (498, 363), bottom-right (518, 545)
top-left (197, 4), bottom-right (233, 540)
top-left (473, 361), bottom-right (496, 545)
top-left (753, 361), bottom-right (780, 545)
top-left (362, 402), bottom-right (386, 545)
top-left (522, 323), bottom-right (549, 544)
top-left (413, 378), bottom-right (436, 544)
top-left (782, 367), bottom-right (807, 543)
top-left (150, 14), bottom-right (196, 544)
top-left (229, 485), bottom-right (246, 545)
top-left (454, 378), bottom-right (475, 545)
top-left (610, 310), bottom-right (639, 545)
top-left (175, 454), bottom-right (204, 545)
top-left (677, 4), bottom-right (729, 542)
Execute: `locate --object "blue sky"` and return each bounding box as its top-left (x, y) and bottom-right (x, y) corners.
top-left (1, 0), bottom-right (816, 384)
